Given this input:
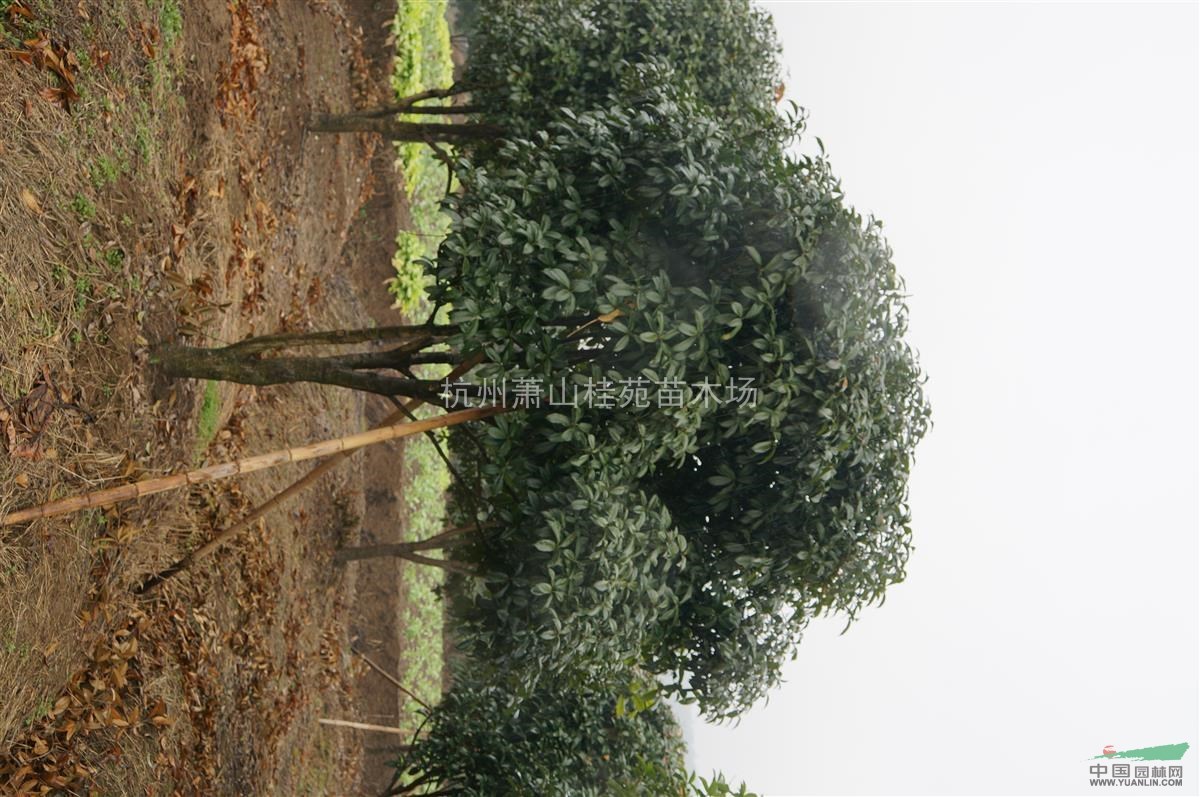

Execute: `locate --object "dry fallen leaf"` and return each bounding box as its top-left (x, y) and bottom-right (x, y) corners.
top-left (90, 46), bottom-right (110, 70)
top-left (40, 85), bottom-right (71, 110)
top-left (21, 34), bottom-right (80, 111)
top-left (19, 188), bottom-right (42, 215)
top-left (13, 472), bottom-right (31, 489)
top-left (4, 48), bottom-right (33, 66)
top-left (3, 415), bottom-right (15, 452)
top-left (6, 1), bottom-right (33, 20)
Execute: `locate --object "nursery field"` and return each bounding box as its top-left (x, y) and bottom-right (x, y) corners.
top-left (0, 0), bottom-right (928, 794)
top-left (0, 0), bottom-right (452, 792)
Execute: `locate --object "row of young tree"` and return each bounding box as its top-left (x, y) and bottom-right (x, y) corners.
top-left (384, 666), bottom-right (752, 796)
top-left (156, 0), bottom-right (930, 792)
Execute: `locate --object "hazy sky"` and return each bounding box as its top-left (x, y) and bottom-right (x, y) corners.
top-left (679, 3), bottom-right (1200, 794)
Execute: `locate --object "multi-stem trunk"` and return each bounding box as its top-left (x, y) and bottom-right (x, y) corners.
top-left (307, 114), bottom-right (501, 143)
top-left (152, 318), bottom-right (609, 401)
top-left (308, 83), bottom-right (493, 143)
top-left (151, 326), bottom-right (454, 402)
top-left (334, 524), bottom-right (480, 573)
top-left (154, 344), bottom-right (445, 402)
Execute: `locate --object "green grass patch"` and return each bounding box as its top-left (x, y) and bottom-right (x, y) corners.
top-left (72, 275), bottom-right (92, 315)
top-left (193, 380), bottom-right (222, 462)
top-left (155, 0), bottom-right (183, 50)
top-left (396, 353), bottom-right (454, 734)
top-left (70, 193), bottom-right (97, 221)
top-left (135, 121), bottom-right (153, 162)
top-left (387, 0), bottom-right (455, 314)
top-left (89, 153), bottom-right (123, 189)
top-left (388, 0), bottom-right (458, 738)
top-left (103, 247), bottom-right (124, 273)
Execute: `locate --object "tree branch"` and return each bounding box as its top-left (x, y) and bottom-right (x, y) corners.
top-left (220, 325), bottom-right (451, 355)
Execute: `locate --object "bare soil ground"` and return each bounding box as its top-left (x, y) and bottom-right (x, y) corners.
top-left (0, 0), bottom-right (426, 793)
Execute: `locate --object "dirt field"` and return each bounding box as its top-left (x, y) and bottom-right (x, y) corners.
top-left (1, 1), bottom-right (428, 793)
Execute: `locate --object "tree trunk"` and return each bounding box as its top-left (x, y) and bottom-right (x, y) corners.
top-left (334, 544), bottom-right (476, 575)
top-left (308, 114), bottom-right (501, 143)
top-left (359, 85), bottom-right (474, 118)
top-left (134, 357), bottom-right (485, 594)
top-left (365, 105), bottom-right (481, 116)
top-left (152, 344), bottom-right (444, 401)
top-left (331, 83), bottom-right (493, 119)
top-left (151, 316), bottom-right (608, 400)
top-left (219, 324), bottom-right (450, 354)
top-left (334, 543), bottom-right (424, 563)
top-left (336, 524), bottom-right (478, 565)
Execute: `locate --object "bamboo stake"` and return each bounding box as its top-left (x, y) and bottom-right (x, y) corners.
top-left (0, 406), bottom-right (500, 527)
top-left (133, 356), bottom-right (485, 594)
top-left (318, 718), bottom-right (413, 737)
top-left (351, 646), bottom-right (431, 711)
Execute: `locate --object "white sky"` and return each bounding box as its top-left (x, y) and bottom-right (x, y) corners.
top-left (679, 3), bottom-right (1200, 794)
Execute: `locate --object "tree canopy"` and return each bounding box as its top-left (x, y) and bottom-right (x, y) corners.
top-left (159, 0), bottom-right (930, 755)
top-left (431, 63), bottom-right (928, 716)
top-left (464, 0), bottom-right (782, 136)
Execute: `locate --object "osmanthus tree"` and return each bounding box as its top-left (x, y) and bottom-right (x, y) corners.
top-left (461, 0), bottom-right (781, 132)
top-left (307, 0), bottom-right (782, 145)
top-left (429, 69), bottom-right (928, 717)
top-left (157, 72), bottom-right (929, 719)
top-left (385, 666), bottom-right (758, 797)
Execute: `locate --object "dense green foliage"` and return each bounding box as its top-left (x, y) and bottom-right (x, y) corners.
top-left (433, 58), bottom-right (928, 716)
top-left (646, 200), bottom-right (928, 712)
top-left (440, 71), bottom-right (798, 693)
top-left (391, 667), bottom-right (759, 796)
top-left (464, 0), bottom-right (781, 137)
top-left (392, 669), bottom-right (684, 795)
top-left (451, 458), bottom-right (687, 690)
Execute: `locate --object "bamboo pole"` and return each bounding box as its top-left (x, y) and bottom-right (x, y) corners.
top-left (318, 718), bottom-right (413, 737)
top-left (0, 406), bottom-right (500, 527)
top-left (13, 311), bottom-right (620, 580)
top-left (133, 356), bottom-right (485, 594)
